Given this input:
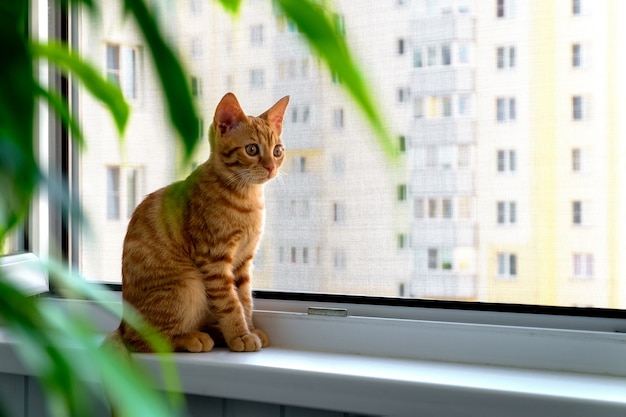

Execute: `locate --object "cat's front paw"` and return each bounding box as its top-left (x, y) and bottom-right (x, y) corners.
top-left (172, 331), bottom-right (215, 353)
top-left (227, 332), bottom-right (262, 352)
top-left (252, 328), bottom-right (269, 347)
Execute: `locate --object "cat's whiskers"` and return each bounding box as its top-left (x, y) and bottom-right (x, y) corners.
top-left (223, 170), bottom-right (250, 190)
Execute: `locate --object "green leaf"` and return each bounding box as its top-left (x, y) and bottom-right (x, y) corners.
top-left (216, 0), bottom-right (242, 14)
top-left (123, 0), bottom-right (200, 162)
top-left (0, 0), bottom-right (37, 241)
top-left (277, 0), bottom-right (398, 159)
top-left (45, 260), bottom-right (185, 414)
top-left (30, 41), bottom-right (130, 136)
top-left (0, 268), bottom-right (185, 417)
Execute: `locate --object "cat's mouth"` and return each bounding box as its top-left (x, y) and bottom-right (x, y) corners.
top-left (242, 171), bottom-right (275, 185)
top-left (254, 173), bottom-right (274, 183)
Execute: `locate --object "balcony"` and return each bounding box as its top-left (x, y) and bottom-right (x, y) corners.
top-left (411, 118), bottom-right (475, 144)
top-left (410, 67), bottom-right (475, 94)
top-left (411, 220), bottom-right (477, 247)
top-left (410, 170), bottom-right (475, 195)
top-left (411, 13), bottom-right (474, 43)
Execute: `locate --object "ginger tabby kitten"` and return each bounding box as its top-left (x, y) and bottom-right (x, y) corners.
top-left (108, 93), bottom-right (289, 353)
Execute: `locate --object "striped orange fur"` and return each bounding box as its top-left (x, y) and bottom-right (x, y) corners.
top-left (110, 93), bottom-right (289, 353)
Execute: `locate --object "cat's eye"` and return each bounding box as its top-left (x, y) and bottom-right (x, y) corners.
top-left (245, 144), bottom-right (259, 156)
top-left (273, 145), bottom-right (284, 158)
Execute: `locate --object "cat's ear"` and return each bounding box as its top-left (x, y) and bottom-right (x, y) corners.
top-left (260, 96), bottom-right (290, 136)
top-left (214, 93), bottom-right (247, 137)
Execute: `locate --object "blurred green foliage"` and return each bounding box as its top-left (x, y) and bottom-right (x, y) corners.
top-left (0, 0), bottom-right (392, 416)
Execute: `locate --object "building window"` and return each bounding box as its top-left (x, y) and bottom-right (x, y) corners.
top-left (414, 198), bottom-right (424, 218)
top-left (496, 97), bottom-right (516, 122)
top-left (497, 149), bottom-right (516, 173)
top-left (106, 167), bottom-right (120, 220)
top-left (441, 96), bottom-right (452, 117)
top-left (291, 247), bottom-right (297, 263)
top-left (413, 97), bottom-right (424, 118)
top-left (496, 45), bottom-right (516, 69)
top-left (333, 249), bottom-right (347, 270)
top-left (496, 98), bottom-right (506, 121)
top-left (458, 94), bottom-right (471, 117)
top-left (442, 199), bottom-right (453, 219)
top-left (191, 76), bottom-right (202, 97)
top-left (398, 135), bottom-right (406, 153)
top-left (425, 247), bottom-right (453, 270)
top-left (332, 155), bottom-right (346, 178)
top-left (496, 0), bottom-right (505, 17)
top-left (413, 48), bottom-right (423, 67)
top-left (427, 248), bottom-right (438, 270)
top-left (497, 201), bottom-right (517, 225)
top-left (333, 108), bottom-right (344, 129)
top-left (573, 253), bottom-right (594, 278)
top-left (458, 197), bottom-right (473, 219)
top-left (106, 43), bottom-right (138, 99)
top-left (497, 0), bottom-right (516, 18)
top-left (397, 184), bottom-right (408, 201)
top-left (458, 42), bottom-right (470, 64)
top-left (301, 59), bottom-right (310, 78)
top-left (496, 150), bottom-right (506, 171)
top-left (458, 144), bottom-right (472, 168)
top-left (441, 249), bottom-right (453, 270)
top-left (250, 24), bottom-right (264, 46)
top-left (106, 44), bottom-right (120, 85)
top-left (572, 43), bottom-right (582, 68)
top-left (439, 145), bottom-right (454, 170)
top-left (302, 247), bottom-right (309, 264)
top-left (441, 44), bottom-right (451, 65)
top-left (333, 202), bottom-right (345, 224)
top-left (126, 168), bottom-right (138, 218)
top-left (302, 106), bottom-right (310, 123)
top-left (250, 69), bottom-right (265, 90)
top-left (397, 88), bottom-right (410, 103)
top-left (509, 46), bottom-right (516, 67)
top-left (297, 156), bottom-right (306, 173)
top-left (287, 59), bottom-right (297, 78)
top-left (428, 198), bottom-right (438, 218)
top-left (572, 148), bottom-right (586, 172)
top-left (572, 201), bottom-right (586, 225)
top-left (190, 37), bottom-right (202, 58)
top-left (572, 0), bottom-right (582, 15)
top-left (398, 38), bottom-right (405, 55)
top-left (106, 166), bottom-right (142, 221)
top-left (497, 253), bottom-right (517, 279)
top-left (189, 0), bottom-right (202, 14)
top-left (508, 98), bottom-right (516, 120)
top-left (572, 95), bottom-right (585, 120)
top-left (397, 234), bottom-right (408, 250)
top-left (427, 45), bottom-right (437, 66)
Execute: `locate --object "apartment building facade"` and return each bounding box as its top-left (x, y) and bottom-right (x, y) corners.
top-left (77, 0), bottom-right (626, 308)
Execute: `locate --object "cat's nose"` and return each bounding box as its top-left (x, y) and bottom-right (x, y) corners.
top-left (265, 165), bottom-right (275, 175)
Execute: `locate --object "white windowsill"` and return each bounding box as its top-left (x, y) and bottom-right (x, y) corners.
top-left (136, 345), bottom-right (625, 417)
top-left (0, 254), bottom-right (625, 416)
top-left (0, 298), bottom-right (623, 416)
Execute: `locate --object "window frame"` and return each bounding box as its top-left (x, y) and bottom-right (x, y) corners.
top-left (6, 1), bottom-right (626, 367)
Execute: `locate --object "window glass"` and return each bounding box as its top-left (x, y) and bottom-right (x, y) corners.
top-left (74, 0), bottom-right (626, 311)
